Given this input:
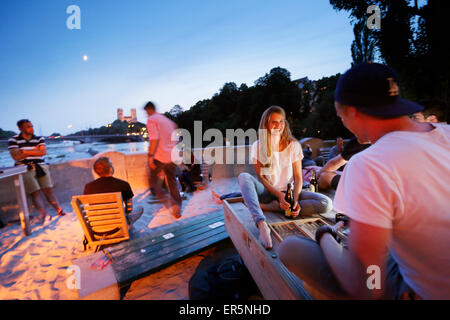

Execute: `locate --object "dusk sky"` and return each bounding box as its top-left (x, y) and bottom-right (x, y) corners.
top-left (0, 0), bottom-right (354, 136)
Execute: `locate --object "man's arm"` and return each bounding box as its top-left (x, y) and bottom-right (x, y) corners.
top-left (320, 220), bottom-right (391, 299)
top-left (9, 145), bottom-right (46, 161)
top-left (148, 140), bottom-right (158, 157)
top-left (148, 139), bottom-right (159, 169)
top-left (319, 154), bottom-right (347, 177)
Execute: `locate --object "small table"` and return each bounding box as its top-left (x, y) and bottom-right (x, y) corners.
top-left (0, 166), bottom-right (31, 235)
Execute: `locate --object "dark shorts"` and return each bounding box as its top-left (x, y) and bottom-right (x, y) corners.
top-left (278, 236), bottom-right (419, 299)
top-left (331, 174), bottom-right (341, 190)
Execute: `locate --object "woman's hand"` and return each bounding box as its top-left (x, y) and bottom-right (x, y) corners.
top-left (276, 191), bottom-right (290, 211)
top-left (290, 201), bottom-right (301, 218)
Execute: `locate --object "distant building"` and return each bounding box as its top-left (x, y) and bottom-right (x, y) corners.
top-left (117, 108), bottom-right (137, 123)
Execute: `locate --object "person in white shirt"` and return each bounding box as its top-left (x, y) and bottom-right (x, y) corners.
top-left (144, 101), bottom-right (182, 219)
top-left (278, 63), bottom-right (450, 299)
top-left (238, 106), bottom-right (333, 249)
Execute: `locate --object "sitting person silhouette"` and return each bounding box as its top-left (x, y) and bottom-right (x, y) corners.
top-left (84, 157), bottom-right (144, 226)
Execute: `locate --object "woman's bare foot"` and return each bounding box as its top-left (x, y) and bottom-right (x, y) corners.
top-left (260, 200), bottom-right (282, 212)
top-left (257, 221), bottom-right (273, 249)
top-left (211, 189), bottom-right (223, 204)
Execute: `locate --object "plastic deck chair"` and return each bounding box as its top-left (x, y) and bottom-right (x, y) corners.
top-left (71, 192), bottom-right (130, 252)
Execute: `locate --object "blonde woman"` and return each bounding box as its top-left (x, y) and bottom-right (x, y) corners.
top-left (238, 106), bottom-right (332, 249)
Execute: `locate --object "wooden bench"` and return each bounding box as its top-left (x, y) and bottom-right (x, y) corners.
top-left (72, 209), bottom-right (229, 300)
top-left (109, 209), bottom-right (228, 285)
top-left (223, 197), bottom-right (339, 300)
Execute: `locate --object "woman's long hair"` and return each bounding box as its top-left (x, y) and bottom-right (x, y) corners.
top-left (257, 106), bottom-right (296, 174)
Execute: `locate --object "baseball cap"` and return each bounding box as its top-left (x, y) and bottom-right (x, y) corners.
top-left (335, 63), bottom-right (424, 118)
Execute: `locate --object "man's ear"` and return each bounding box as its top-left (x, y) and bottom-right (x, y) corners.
top-left (346, 105), bottom-right (358, 118)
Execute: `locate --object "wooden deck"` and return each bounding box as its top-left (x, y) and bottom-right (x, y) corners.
top-left (108, 210), bottom-right (228, 286)
top-left (223, 197), bottom-right (338, 300)
top-left (73, 210), bottom-right (229, 298)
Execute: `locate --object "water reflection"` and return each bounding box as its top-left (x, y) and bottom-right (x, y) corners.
top-left (0, 140), bottom-right (149, 168)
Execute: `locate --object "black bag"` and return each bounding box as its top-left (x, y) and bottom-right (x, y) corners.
top-left (189, 256), bottom-right (258, 300)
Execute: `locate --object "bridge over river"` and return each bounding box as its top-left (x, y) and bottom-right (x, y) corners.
top-left (0, 134), bottom-right (145, 144)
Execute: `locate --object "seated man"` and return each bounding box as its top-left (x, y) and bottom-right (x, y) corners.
top-left (411, 100), bottom-right (447, 124)
top-left (178, 151), bottom-right (201, 193)
top-left (317, 137), bottom-right (370, 190)
top-left (84, 157), bottom-right (143, 226)
top-left (279, 63), bottom-right (450, 300)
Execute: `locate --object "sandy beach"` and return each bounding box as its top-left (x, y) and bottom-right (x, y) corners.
top-left (0, 179), bottom-right (240, 300)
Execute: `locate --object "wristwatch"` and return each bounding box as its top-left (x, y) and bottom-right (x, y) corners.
top-left (315, 225), bottom-right (337, 245)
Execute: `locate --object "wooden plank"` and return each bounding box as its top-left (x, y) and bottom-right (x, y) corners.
top-left (82, 203), bottom-right (119, 210)
top-left (84, 209), bottom-right (122, 216)
top-left (86, 213), bottom-right (122, 221)
top-left (223, 199), bottom-right (312, 300)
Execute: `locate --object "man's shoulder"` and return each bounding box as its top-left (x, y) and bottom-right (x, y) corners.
top-left (84, 177), bottom-right (131, 193)
top-left (8, 134), bottom-right (20, 142)
top-left (148, 113), bottom-right (175, 126)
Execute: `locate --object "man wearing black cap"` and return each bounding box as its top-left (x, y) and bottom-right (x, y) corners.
top-left (279, 63), bottom-right (450, 299)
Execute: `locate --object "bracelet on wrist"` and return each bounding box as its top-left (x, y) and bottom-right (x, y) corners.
top-left (315, 225), bottom-right (337, 245)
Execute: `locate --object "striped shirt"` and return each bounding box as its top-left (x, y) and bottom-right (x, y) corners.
top-left (8, 134), bottom-right (45, 166)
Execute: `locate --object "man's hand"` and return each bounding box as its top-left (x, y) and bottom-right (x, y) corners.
top-left (148, 157), bottom-right (156, 170)
top-left (331, 221), bottom-right (345, 234)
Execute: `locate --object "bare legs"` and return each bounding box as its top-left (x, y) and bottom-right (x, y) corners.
top-left (30, 187), bottom-right (64, 222)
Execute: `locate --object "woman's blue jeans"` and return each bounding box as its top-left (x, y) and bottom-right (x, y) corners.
top-left (238, 172), bottom-right (333, 226)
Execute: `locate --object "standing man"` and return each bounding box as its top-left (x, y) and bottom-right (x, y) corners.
top-left (279, 63), bottom-right (450, 299)
top-left (8, 119), bottom-right (66, 222)
top-left (144, 102), bottom-right (182, 218)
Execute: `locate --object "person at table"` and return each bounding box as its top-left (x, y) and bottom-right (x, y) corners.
top-left (279, 63), bottom-right (450, 299)
top-left (238, 106), bottom-right (333, 249)
top-left (8, 119), bottom-right (66, 222)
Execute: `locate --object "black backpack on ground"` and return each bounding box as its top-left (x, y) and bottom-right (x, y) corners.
top-left (189, 255), bottom-right (258, 300)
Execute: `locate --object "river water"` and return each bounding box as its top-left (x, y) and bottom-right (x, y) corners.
top-left (0, 140), bottom-right (149, 168)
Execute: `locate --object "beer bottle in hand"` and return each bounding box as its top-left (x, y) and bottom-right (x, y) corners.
top-left (310, 170), bottom-right (319, 192)
top-left (285, 183), bottom-right (294, 218)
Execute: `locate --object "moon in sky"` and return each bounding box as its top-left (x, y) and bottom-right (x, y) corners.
top-left (83, 55), bottom-right (88, 61)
